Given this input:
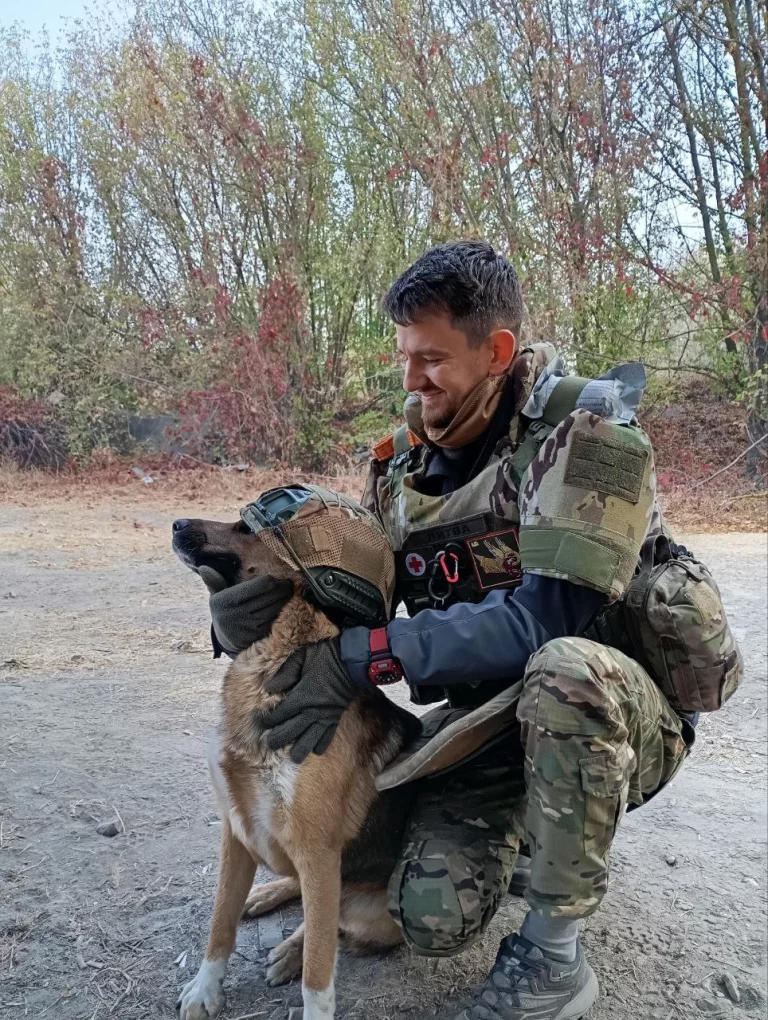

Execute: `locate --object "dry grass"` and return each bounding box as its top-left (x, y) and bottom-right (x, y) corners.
top-left (0, 456), bottom-right (365, 518)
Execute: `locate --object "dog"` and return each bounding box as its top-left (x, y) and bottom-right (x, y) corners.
top-left (172, 510), bottom-right (419, 1020)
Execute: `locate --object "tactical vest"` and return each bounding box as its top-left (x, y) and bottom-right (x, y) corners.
top-left (375, 349), bottom-right (604, 616)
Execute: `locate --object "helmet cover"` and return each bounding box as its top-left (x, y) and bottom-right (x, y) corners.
top-left (240, 485), bottom-right (395, 619)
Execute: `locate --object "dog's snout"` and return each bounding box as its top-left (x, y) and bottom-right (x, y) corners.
top-left (173, 518), bottom-right (191, 534)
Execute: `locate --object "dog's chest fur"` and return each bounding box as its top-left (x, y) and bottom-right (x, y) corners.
top-left (206, 594), bottom-right (416, 880)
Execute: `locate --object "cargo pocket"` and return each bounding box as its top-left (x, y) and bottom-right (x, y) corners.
top-left (579, 744), bottom-right (636, 856)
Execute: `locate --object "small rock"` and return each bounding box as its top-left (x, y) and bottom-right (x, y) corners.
top-left (696, 997), bottom-right (730, 1015)
top-left (3, 591), bottom-right (17, 599)
top-left (720, 973), bottom-right (740, 1003)
top-left (96, 820), bottom-right (120, 838)
top-left (665, 854), bottom-right (678, 866)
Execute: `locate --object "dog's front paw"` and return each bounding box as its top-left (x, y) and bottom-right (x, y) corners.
top-left (266, 935), bottom-right (304, 985)
top-left (177, 958), bottom-right (226, 1019)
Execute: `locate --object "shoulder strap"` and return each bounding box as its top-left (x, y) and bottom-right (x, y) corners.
top-left (393, 424), bottom-right (413, 458)
top-left (510, 376), bottom-right (590, 484)
top-left (541, 376), bottom-right (590, 425)
top-left (385, 424), bottom-right (424, 499)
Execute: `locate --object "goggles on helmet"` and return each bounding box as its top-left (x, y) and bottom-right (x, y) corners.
top-left (239, 486), bottom-right (316, 535)
top-left (238, 486), bottom-right (390, 629)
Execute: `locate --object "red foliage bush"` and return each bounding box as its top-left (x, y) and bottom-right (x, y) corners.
top-left (171, 274), bottom-right (310, 465)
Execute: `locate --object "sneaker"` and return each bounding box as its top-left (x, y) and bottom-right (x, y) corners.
top-left (451, 934), bottom-right (599, 1020)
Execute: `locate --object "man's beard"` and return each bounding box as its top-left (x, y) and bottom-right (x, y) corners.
top-left (420, 396), bottom-right (460, 431)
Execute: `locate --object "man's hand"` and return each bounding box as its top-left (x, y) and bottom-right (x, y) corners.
top-left (262, 638), bottom-right (361, 763)
top-left (205, 572), bottom-right (294, 658)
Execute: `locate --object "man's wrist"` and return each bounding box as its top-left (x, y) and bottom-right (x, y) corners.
top-left (339, 625), bottom-right (403, 687)
top-left (366, 627), bottom-right (404, 685)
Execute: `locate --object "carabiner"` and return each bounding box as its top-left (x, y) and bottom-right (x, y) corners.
top-left (439, 551), bottom-right (460, 584)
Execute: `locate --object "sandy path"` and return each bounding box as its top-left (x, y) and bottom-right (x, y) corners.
top-left (1, 500), bottom-right (765, 1019)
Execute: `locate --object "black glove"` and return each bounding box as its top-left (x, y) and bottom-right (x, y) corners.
top-left (261, 638), bottom-right (361, 763)
top-left (201, 568), bottom-right (294, 658)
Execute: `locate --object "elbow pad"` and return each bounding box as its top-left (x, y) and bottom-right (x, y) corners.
top-left (518, 409), bottom-right (656, 602)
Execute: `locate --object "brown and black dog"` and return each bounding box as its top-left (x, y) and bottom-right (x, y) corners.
top-left (172, 513), bottom-right (419, 1020)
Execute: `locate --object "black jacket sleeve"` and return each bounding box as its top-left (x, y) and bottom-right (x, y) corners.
top-left (340, 573), bottom-right (606, 690)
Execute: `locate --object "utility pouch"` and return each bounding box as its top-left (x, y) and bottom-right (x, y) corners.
top-left (622, 535), bottom-right (743, 713)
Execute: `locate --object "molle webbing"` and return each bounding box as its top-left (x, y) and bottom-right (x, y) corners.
top-left (518, 411), bottom-right (656, 601)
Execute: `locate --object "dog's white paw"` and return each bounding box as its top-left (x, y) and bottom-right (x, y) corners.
top-left (177, 958), bottom-right (226, 1020)
top-left (302, 984), bottom-right (335, 1020)
top-left (266, 936), bottom-right (304, 985)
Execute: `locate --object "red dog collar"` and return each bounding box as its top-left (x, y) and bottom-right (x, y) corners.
top-left (367, 628), bottom-right (403, 686)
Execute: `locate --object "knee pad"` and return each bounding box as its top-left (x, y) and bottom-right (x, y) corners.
top-left (388, 842), bottom-right (513, 958)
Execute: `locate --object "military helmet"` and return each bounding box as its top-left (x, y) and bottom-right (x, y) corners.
top-left (239, 485), bottom-right (394, 627)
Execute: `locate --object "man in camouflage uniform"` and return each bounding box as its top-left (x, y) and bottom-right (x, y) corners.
top-left (211, 241), bottom-right (695, 1019)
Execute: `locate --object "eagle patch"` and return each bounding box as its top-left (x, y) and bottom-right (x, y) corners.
top-left (467, 527), bottom-right (523, 590)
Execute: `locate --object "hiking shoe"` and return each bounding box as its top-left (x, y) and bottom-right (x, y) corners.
top-left (451, 934), bottom-right (598, 1020)
top-left (508, 852), bottom-right (531, 898)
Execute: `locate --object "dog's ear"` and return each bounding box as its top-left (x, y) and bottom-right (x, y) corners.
top-left (197, 565), bottom-right (230, 594)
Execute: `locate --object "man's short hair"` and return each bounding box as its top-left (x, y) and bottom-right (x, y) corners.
top-left (382, 240), bottom-right (523, 348)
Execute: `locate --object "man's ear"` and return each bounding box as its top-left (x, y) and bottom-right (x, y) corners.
top-left (487, 329), bottom-right (516, 376)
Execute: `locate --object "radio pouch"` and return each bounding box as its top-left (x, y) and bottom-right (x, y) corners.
top-left (623, 535), bottom-right (743, 713)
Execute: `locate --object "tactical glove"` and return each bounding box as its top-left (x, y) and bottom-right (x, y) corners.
top-left (261, 638), bottom-right (362, 763)
top-left (203, 569), bottom-right (294, 658)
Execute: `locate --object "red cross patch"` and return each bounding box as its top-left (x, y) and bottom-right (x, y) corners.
top-left (405, 553), bottom-right (427, 577)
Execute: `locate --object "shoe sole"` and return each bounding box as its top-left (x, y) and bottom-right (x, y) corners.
top-left (554, 965), bottom-right (599, 1020)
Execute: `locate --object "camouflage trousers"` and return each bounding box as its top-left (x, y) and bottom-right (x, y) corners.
top-left (387, 637), bottom-right (693, 956)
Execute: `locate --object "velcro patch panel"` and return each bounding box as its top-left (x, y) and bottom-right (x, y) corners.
top-left (564, 430), bottom-right (649, 504)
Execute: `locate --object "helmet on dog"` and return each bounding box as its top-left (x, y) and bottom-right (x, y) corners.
top-left (239, 485), bottom-right (394, 627)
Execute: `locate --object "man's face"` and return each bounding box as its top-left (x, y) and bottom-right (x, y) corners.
top-left (396, 313), bottom-right (496, 430)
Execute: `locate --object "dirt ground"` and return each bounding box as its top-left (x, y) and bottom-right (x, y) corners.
top-left (1, 487), bottom-right (766, 1020)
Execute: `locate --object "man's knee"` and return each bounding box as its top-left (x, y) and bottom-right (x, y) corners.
top-left (388, 846), bottom-right (511, 957)
top-left (524, 636), bottom-right (604, 684)
top-left (520, 636), bottom-right (617, 735)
